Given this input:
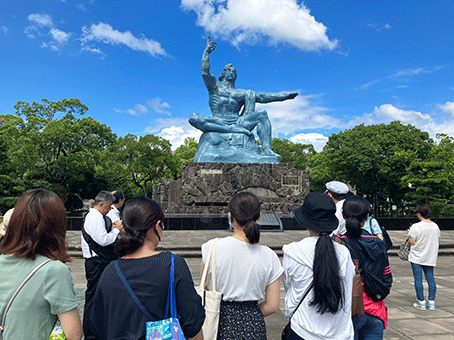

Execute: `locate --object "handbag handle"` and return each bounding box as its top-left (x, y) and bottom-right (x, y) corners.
top-left (1, 259), bottom-right (52, 333)
top-left (114, 254), bottom-right (178, 320)
top-left (200, 238), bottom-right (219, 291)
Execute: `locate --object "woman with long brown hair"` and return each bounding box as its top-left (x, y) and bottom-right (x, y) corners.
top-left (0, 189), bottom-right (82, 340)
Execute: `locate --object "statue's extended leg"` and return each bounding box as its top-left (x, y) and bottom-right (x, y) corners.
top-left (189, 113), bottom-right (252, 136)
top-left (256, 110), bottom-right (280, 157)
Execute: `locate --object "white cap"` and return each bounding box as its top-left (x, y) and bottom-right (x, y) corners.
top-left (326, 181), bottom-right (349, 194)
top-left (0, 208), bottom-right (14, 236)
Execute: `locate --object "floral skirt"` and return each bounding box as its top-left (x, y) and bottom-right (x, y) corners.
top-left (217, 300), bottom-right (266, 340)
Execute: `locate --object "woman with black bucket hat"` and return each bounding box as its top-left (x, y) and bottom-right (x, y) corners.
top-left (282, 192), bottom-right (355, 340)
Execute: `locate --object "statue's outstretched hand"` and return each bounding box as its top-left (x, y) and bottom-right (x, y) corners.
top-left (204, 36), bottom-right (217, 54)
top-left (287, 92), bottom-right (298, 99)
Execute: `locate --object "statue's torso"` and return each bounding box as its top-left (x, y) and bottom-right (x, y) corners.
top-left (209, 86), bottom-right (245, 120)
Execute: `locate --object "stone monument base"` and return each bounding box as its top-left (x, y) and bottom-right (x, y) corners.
top-left (153, 162), bottom-right (309, 216)
top-left (193, 132), bottom-right (281, 163)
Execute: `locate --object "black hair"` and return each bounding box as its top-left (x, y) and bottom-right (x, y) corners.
top-left (416, 203), bottom-right (431, 219)
top-left (112, 190), bottom-right (124, 204)
top-left (328, 191), bottom-right (347, 201)
top-left (228, 191), bottom-right (261, 244)
top-left (115, 197), bottom-right (164, 257)
top-left (309, 234), bottom-right (345, 314)
top-left (343, 195), bottom-right (370, 239)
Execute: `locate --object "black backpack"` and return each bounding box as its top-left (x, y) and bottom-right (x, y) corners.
top-left (82, 214), bottom-right (119, 263)
top-left (350, 239), bottom-right (390, 302)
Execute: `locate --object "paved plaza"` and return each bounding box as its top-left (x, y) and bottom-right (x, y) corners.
top-left (67, 230), bottom-right (454, 339)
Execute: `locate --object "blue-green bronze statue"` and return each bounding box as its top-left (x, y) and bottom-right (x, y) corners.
top-left (189, 37), bottom-right (298, 163)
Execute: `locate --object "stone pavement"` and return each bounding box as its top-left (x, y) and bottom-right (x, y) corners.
top-left (67, 230), bottom-right (454, 339)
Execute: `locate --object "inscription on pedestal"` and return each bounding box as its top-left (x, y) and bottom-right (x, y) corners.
top-left (200, 169), bottom-right (223, 175)
top-left (282, 175), bottom-right (299, 186)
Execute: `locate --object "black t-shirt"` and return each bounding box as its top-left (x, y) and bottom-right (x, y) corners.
top-left (88, 251), bottom-right (205, 340)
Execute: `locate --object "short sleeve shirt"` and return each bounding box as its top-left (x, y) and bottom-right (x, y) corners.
top-left (408, 221), bottom-right (440, 266)
top-left (201, 236), bottom-right (283, 301)
top-left (0, 255), bottom-right (78, 340)
top-left (363, 217), bottom-right (382, 235)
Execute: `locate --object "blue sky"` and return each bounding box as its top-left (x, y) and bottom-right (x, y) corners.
top-left (1, 0), bottom-right (453, 151)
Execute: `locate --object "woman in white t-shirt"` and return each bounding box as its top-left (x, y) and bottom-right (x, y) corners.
top-left (283, 192), bottom-right (354, 340)
top-left (201, 192), bottom-right (283, 340)
top-left (408, 203), bottom-right (440, 311)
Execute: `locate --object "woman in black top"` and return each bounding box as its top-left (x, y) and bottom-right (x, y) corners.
top-left (87, 197), bottom-right (205, 340)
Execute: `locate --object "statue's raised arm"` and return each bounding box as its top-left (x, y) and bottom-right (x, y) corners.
top-left (201, 37), bottom-right (217, 93)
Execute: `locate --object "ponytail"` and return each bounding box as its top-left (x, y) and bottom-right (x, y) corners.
top-left (310, 234), bottom-right (344, 314)
top-left (228, 191), bottom-right (261, 244)
top-left (115, 230), bottom-right (145, 257)
top-left (243, 219), bottom-right (260, 244)
top-left (343, 195), bottom-right (370, 239)
top-left (115, 196), bottom-right (164, 257)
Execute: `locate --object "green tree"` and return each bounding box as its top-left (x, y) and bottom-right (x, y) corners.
top-left (173, 137), bottom-right (198, 178)
top-left (402, 134), bottom-right (454, 216)
top-left (271, 138), bottom-right (315, 170)
top-left (310, 121), bottom-right (433, 216)
top-left (105, 134), bottom-right (177, 197)
top-left (1, 99), bottom-right (115, 200)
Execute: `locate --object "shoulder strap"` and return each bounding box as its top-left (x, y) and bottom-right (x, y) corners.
top-left (289, 282), bottom-right (313, 322)
top-left (114, 260), bottom-right (153, 320)
top-left (348, 238), bottom-right (370, 275)
top-left (200, 238), bottom-right (219, 290)
top-left (114, 254), bottom-right (178, 320)
top-left (1, 259), bottom-right (52, 333)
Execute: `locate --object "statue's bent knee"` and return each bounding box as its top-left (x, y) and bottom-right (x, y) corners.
top-left (189, 113), bottom-right (201, 127)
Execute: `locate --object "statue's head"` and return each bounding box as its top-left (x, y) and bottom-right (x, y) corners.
top-left (219, 64), bottom-right (237, 83)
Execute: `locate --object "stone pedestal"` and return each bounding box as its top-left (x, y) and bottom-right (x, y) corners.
top-left (153, 162), bottom-right (309, 216)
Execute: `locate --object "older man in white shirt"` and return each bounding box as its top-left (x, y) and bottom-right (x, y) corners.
top-left (325, 181), bottom-right (349, 236)
top-left (82, 191), bottom-right (123, 340)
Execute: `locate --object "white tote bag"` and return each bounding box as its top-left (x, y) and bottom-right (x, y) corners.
top-left (196, 238), bottom-right (222, 340)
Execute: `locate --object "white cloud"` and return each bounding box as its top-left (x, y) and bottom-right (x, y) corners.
top-left (145, 117), bottom-right (202, 150)
top-left (28, 13), bottom-right (53, 27)
top-left (181, 0), bottom-right (338, 51)
top-left (368, 22), bottom-right (392, 32)
top-left (148, 97), bottom-right (171, 114)
top-left (255, 93), bottom-right (344, 135)
top-left (358, 66), bottom-right (441, 90)
top-left (348, 103), bottom-right (454, 138)
top-left (81, 45), bottom-right (104, 56)
top-left (50, 28), bottom-right (70, 44)
top-left (41, 28), bottom-right (71, 51)
top-left (135, 104), bottom-right (148, 114)
top-left (76, 3), bottom-right (87, 11)
top-left (122, 104), bottom-right (149, 116)
top-left (81, 22), bottom-right (168, 57)
top-left (290, 133), bottom-right (328, 152)
top-left (1, 26), bottom-right (8, 34)
top-left (392, 68), bottom-right (431, 77)
top-left (437, 101), bottom-right (454, 115)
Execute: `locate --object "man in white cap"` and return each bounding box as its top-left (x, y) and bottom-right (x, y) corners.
top-left (325, 181), bottom-right (349, 235)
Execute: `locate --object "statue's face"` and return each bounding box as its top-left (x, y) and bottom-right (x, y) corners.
top-left (222, 65), bottom-right (237, 82)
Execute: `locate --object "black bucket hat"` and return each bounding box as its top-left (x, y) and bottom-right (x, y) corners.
top-left (294, 192), bottom-right (339, 233)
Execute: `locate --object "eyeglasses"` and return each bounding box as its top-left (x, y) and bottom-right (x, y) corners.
top-left (159, 221), bottom-right (165, 230)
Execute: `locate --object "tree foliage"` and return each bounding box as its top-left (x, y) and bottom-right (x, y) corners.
top-left (309, 121), bottom-right (435, 216)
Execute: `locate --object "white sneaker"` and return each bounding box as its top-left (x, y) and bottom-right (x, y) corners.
top-left (413, 300), bottom-right (426, 310)
top-left (426, 300), bottom-right (435, 311)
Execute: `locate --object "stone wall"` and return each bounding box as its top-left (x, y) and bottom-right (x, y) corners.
top-left (153, 162), bottom-right (309, 216)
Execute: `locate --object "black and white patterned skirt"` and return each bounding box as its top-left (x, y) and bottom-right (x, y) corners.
top-left (217, 300), bottom-right (266, 340)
